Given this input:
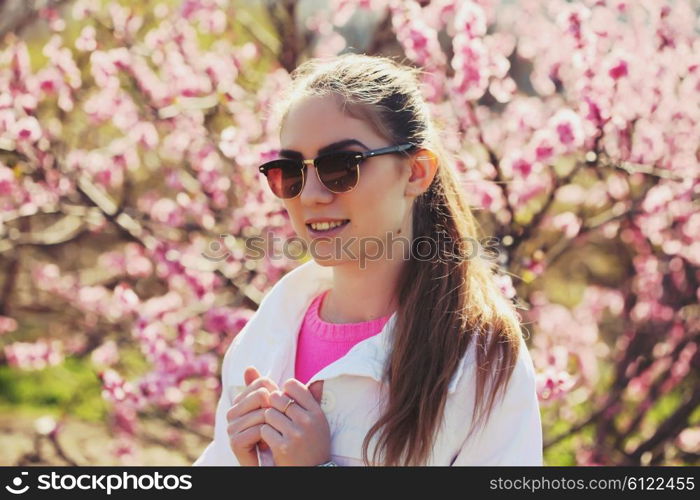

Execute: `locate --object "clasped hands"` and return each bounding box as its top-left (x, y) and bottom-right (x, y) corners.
top-left (226, 366), bottom-right (331, 466)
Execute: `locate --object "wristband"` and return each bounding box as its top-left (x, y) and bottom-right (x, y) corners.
top-left (316, 460), bottom-right (338, 466)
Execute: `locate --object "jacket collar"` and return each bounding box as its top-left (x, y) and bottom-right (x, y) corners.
top-left (227, 259), bottom-right (467, 394)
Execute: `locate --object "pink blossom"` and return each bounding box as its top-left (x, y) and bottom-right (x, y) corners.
top-left (89, 50), bottom-right (121, 89)
top-left (529, 129), bottom-right (558, 163)
top-left (83, 151), bottom-right (123, 188)
top-left (521, 256), bottom-right (545, 278)
top-left (42, 37), bottom-right (82, 90)
top-left (203, 307), bottom-right (254, 336)
top-left (11, 116), bottom-right (43, 143)
top-left (488, 76), bottom-right (516, 104)
top-left (76, 285), bottom-right (110, 315)
top-left (451, 35), bottom-right (489, 100)
top-left (454, 1), bottom-right (487, 38)
top-left (180, 0), bottom-right (204, 20)
top-left (549, 109), bottom-right (585, 151)
top-left (536, 366), bottom-right (576, 402)
top-left (113, 283), bottom-right (140, 315)
top-left (677, 428), bottom-right (700, 454)
top-left (330, 0), bottom-right (389, 27)
top-left (391, 1), bottom-right (446, 69)
top-left (0, 164), bottom-right (16, 196)
top-left (32, 263), bottom-right (62, 285)
top-left (218, 126), bottom-right (248, 159)
top-left (150, 198), bottom-right (185, 227)
top-left (8, 40), bottom-right (31, 82)
top-left (580, 286), bottom-right (625, 318)
top-left (16, 93), bottom-right (38, 113)
top-left (124, 243), bottom-right (153, 277)
top-left (551, 211), bottom-right (582, 239)
top-left (71, 0), bottom-right (100, 21)
top-left (0, 109), bottom-right (15, 134)
top-left (312, 30), bottom-right (347, 59)
top-left (113, 405), bottom-right (138, 436)
top-left (502, 153), bottom-right (535, 180)
top-left (160, 129), bottom-right (193, 162)
top-left (494, 273), bottom-right (516, 300)
top-left (630, 119), bottom-right (665, 164)
top-left (606, 172), bottom-right (629, 200)
top-left (0, 316), bottom-right (18, 335)
top-left (641, 184), bottom-right (674, 214)
top-left (421, 0), bottom-right (458, 31)
top-left (100, 369), bottom-right (141, 405)
top-left (509, 175), bottom-right (551, 210)
top-left (201, 52), bottom-right (239, 91)
top-left (108, 3), bottom-right (143, 41)
top-left (75, 25), bottom-right (97, 52)
top-left (5, 339), bottom-right (64, 370)
top-left (556, 3), bottom-right (591, 48)
top-left (463, 177), bottom-right (505, 214)
top-left (139, 292), bottom-right (183, 320)
top-left (608, 58), bottom-right (628, 80)
top-left (91, 340), bottom-right (120, 367)
top-left (127, 121), bottom-right (159, 150)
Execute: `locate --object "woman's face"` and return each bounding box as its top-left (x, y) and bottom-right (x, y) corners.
top-left (279, 94), bottom-right (415, 267)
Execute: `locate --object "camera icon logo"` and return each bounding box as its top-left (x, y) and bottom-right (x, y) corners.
top-left (201, 234), bottom-right (233, 262)
top-left (5, 471), bottom-right (29, 494)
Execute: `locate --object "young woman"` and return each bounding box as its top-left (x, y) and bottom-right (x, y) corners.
top-left (194, 53), bottom-right (543, 466)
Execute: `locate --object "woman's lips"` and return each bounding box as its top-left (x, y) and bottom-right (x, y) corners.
top-left (306, 219), bottom-right (350, 238)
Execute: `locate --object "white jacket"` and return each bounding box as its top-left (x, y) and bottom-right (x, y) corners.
top-left (193, 258), bottom-right (543, 466)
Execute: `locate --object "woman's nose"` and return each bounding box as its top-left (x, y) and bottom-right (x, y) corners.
top-left (299, 164), bottom-right (333, 206)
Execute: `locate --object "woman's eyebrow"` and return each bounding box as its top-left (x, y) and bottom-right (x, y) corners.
top-left (279, 139), bottom-right (369, 159)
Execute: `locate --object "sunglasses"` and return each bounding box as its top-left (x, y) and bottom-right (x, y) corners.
top-left (258, 143), bottom-right (418, 199)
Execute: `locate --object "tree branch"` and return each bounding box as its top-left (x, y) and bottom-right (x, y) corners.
top-left (628, 385), bottom-right (700, 462)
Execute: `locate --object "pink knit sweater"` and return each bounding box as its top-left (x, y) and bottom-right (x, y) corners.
top-left (294, 289), bottom-right (393, 385)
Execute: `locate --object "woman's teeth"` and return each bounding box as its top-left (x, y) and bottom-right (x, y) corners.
top-left (308, 220), bottom-right (349, 231)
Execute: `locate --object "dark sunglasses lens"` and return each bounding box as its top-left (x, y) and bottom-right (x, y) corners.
top-left (316, 152), bottom-right (359, 192)
top-left (263, 160), bottom-right (303, 198)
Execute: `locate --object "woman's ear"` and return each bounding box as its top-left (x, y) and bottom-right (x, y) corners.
top-left (405, 148), bottom-right (439, 197)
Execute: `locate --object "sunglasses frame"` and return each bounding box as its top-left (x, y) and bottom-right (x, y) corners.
top-left (258, 142), bottom-right (418, 199)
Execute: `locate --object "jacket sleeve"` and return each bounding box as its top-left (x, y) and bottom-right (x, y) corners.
top-left (450, 342), bottom-right (543, 466)
top-left (192, 338), bottom-right (242, 466)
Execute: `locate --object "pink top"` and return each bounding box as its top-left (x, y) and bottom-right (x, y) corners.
top-left (294, 289), bottom-right (393, 385)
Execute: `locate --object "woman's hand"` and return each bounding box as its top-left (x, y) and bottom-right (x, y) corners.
top-left (226, 366), bottom-right (279, 466)
top-left (261, 378), bottom-right (331, 466)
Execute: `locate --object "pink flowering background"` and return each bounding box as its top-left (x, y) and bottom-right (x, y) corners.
top-left (0, 0), bottom-right (698, 465)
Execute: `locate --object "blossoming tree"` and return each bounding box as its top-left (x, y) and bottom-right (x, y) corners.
top-left (0, 0), bottom-right (697, 465)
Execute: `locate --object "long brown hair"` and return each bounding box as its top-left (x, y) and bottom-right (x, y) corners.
top-left (271, 53), bottom-right (523, 466)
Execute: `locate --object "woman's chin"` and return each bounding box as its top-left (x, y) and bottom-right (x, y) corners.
top-left (311, 256), bottom-right (347, 267)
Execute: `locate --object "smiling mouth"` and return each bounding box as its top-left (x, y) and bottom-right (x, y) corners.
top-left (306, 219), bottom-right (350, 232)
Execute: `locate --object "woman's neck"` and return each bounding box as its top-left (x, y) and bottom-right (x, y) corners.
top-left (322, 258), bottom-right (403, 324)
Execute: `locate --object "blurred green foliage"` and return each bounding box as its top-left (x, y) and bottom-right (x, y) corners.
top-left (0, 357), bottom-right (105, 422)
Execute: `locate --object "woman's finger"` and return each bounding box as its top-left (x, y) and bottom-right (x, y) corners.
top-left (268, 391), bottom-right (304, 421)
top-left (229, 424), bottom-right (264, 454)
top-left (227, 387), bottom-right (272, 421)
top-left (231, 376), bottom-right (278, 406)
top-left (308, 380), bottom-right (323, 404)
top-left (243, 366), bottom-right (261, 386)
top-left (227, 407), bottom-right (266, 435)
top-left (263, 407), bottom-right (295, 437)
top-left (260, 423), bottom-right (284, 452)
top-left (280, 378), bottom-right (321, 412)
